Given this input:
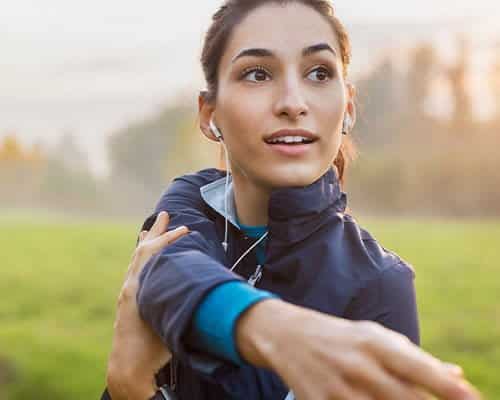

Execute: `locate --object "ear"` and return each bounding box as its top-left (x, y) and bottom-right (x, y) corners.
top-left (345, 82), bottom-right (357, 127)
top-left (198, 91), bottom-right (218, 142)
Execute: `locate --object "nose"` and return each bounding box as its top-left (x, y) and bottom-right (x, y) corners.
top-left (273, 73), bottom-right (308, 121)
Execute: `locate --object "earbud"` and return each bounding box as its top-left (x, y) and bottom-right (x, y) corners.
top-left (342, 114), bottom-right (352, 135)
top-left (209, 118), bottom-right (223, 141)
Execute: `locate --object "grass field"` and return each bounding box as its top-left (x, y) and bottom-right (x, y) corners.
top-left (0, 214), bottom-right (499, 399)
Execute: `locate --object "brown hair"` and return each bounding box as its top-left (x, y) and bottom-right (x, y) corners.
top-left (200, 0), bottom-right (357, 188)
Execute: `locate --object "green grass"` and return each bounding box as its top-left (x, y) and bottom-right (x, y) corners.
top-left (0, 215), bottom-right (499, 398)
top-left (0, 216), bottom-right (136, 399)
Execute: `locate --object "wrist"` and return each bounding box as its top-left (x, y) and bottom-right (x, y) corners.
top-left (235, 298), bottom-right (300, 369)
top-left (107, 363), bottom-right (156, 400)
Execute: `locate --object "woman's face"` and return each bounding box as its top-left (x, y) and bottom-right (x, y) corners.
top-left (201, 2), bottom-right (354, 189)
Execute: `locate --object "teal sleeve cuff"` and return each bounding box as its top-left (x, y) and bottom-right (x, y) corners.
top-left (191, 281), bottom-right (278, 365)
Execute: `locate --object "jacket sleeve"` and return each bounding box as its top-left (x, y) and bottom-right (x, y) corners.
top-left (100, 170), bottom-right (240, 399)
top-left (135, 169), bottom-right (247, 371)
top-left (347, 261), bottom-right (420, 346)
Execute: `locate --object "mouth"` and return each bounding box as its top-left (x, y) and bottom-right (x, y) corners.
top-left (263, 129), bottom-right (318, 157)
top-left (263, 129), bottom-right (319, 146)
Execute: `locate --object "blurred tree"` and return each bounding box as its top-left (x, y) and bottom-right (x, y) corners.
top-left (37, 156), bottom-right (100, 211)
top-left (54, 131), bottom-right (89, 174)
top-left (0, 135), bottom-right (24, 161)
top-left (446, 36), bottom-right (473, 129)
top-left (163, 114), bottom-right (218, 183)
top-left (490, 42), bottom-right (500, 119)
top-left (107, 102), bottom-right (199, 213)
top-left (354, 57), bottom-right (403, 149)
top-left (406, 43), bottom-right (438, 119)
top-left (27, 141), bottom-right (45, 164)
top-left (0, 134), bottom-right (46, 206)
top-left (108, 105), bottom-right (190, 188)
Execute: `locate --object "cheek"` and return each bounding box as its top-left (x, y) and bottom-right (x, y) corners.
top-left (317, 89), bottom-right (345, 134)
top-left (218, 89), bottom-right (269, 145)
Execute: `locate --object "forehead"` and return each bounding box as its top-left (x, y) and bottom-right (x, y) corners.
top-left (221, 2), bottom-right (341, 65)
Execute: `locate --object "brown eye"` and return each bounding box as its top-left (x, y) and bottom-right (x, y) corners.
top-left (241, 66), bottom-right (271, 82)
top-left (308, 66), bottom-right (333, 82)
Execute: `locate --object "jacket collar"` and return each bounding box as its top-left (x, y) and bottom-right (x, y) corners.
top-left (199, 175), bottom-right (240, 228)
top-left (267, 167), bottom-right (347, 244)
top-left (199, 167), bottom-right (347, 242)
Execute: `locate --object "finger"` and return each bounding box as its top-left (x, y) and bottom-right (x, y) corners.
top-left (343, 356), bottom-right (425, 400)
top-left (138, 230), bottom-right (148, 243)
top-left (373, 336), bottom-right (479, 400)
top-left (323, 374), bottom-right (372, 400)
top-left (148, 226), bottom-right (189, 254)
top-left (149, 211), bottom-right (169, 238)
top-left (146, 211), bottom-right (169, 240)
top-left (444, 362), bottom-right (464, 378)
top-left (130, 226), bottom-right (190, 276)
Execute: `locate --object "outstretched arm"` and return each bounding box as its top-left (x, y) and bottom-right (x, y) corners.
top-left (236, 298), bottom-right (477, 400)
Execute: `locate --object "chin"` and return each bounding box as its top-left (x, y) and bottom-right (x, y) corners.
top-left (261, 163), bottom-right (329, 188)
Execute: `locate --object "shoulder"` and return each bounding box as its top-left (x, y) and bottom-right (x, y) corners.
top-left (341, 212), bottom-right (415, 279)
top-left (137, 169), bottom-right (225, 234)
top-left (167, 168), bottom-right (227, 193)
top-left (153, 168), bottom-right (226, 212)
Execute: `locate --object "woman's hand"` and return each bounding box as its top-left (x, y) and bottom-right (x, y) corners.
top-left (237, 299), bottom-right (481, 400)
top-left (106, 211), bottom-right (189, 400)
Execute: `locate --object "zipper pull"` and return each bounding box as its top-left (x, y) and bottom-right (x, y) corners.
top-left (248, 265), bottom-right (263, 287)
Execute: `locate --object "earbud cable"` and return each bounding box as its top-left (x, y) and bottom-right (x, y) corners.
top-left (221, 141), bottom-right (230, 253)
top-left (217, 124), bottom-right (268, 277)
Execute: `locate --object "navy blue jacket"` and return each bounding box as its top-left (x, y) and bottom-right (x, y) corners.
top-left (101, 167), bottom-right (419, 400)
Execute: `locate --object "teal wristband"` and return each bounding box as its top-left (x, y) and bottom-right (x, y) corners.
top-left (192, 281), bottom-right (278, 365)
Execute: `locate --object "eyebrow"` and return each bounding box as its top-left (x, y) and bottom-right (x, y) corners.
top-left (231, 42), bottom-right (337, 63)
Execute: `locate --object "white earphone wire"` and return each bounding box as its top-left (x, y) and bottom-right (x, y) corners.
top-left (221, 140), bottom-right (230, 253)
top-left (230, 231), bottom-right (268, 272)
top-left (210, 118), bottom-right (269, 274)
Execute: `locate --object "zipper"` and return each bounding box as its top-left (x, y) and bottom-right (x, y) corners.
top-left (248, 264), bottom-right (263, 286)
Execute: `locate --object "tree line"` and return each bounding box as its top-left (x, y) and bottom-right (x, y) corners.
top-left (1, 36), bottom-right (499, 218)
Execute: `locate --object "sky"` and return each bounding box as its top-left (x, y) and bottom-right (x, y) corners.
top-left (2, 0), bottom-right (499, 176)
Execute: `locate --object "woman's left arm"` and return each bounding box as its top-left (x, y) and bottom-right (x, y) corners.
top-left (347, 261), bottom-right (420, 345)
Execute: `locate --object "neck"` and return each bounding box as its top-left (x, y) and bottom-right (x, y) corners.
top-left (231, 169), bottom-right (271, 227)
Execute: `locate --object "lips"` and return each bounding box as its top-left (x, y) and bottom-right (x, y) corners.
top-left (263, 129), bottom-right (318, 157)
top-left (264, 129), bottom-right (319, 145)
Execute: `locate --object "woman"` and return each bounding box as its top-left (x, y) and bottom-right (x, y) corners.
top-left (104, 1), bottom-right (480, 399)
